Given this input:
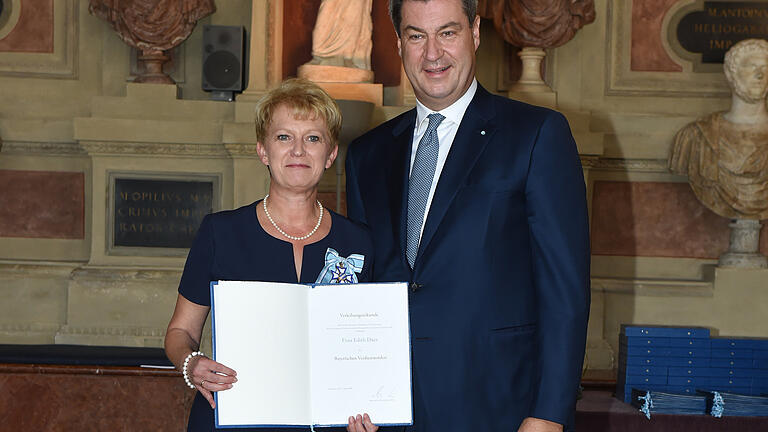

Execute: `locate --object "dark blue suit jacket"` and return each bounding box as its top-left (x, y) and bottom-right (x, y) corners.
top-left (345, 85), bottom-right (590, 432)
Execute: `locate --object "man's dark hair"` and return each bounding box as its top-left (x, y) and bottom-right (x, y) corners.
top-left (389, 0), bottom-right (478, 37)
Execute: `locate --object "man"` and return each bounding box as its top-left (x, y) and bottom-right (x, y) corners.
top-left (345, 0), bottom-right (590, 431)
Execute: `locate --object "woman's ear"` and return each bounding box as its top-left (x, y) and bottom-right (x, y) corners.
top-left (326, 144), bottom-right (339, 169)
top-left (256, 142), bottom-right (269, 166)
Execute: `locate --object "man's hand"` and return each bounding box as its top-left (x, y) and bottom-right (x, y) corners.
top-left (347, 413), bottom-right (378, 432)
top-left (517, 417), bottom-right (563, 432)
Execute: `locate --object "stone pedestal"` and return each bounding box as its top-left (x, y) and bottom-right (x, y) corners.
top-left (313, 82), bottom-right (383, 106)
top-left (508, 47), bottom-right (557, 109)
top-left (298, 64), bottom-right (373, 83)
top-left (719, 219), bottom-right (768, 269)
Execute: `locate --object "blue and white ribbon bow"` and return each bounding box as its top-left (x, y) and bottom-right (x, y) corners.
top-left (638, 391), bottom-right (653, 419)
top-left (315, 248), bottom-right (364, 284)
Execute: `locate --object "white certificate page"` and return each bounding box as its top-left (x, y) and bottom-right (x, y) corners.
top-left (308, 282), bottom-right (412, 426)
top-left (212, 281), bottom-right (311, 427)
top-left (210, 281), bottom-right (411, 428)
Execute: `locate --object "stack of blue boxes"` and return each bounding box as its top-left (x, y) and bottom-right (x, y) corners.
top-left (616, 325), bottom-right (768, 403)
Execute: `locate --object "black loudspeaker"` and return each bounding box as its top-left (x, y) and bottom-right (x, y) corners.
top-left (202, 25), bottom-right (244, 101)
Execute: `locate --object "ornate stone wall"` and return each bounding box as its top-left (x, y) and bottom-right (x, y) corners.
top-left (1, 0), bottom-right (766, 379)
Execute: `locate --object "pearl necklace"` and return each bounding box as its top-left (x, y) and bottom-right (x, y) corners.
top-left (263, 194), bottom-right (323, 241)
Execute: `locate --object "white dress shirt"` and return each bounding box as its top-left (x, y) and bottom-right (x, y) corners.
top-left (409, 78), bottom-right (478, 242)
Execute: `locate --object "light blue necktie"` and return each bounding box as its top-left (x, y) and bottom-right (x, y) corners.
top-left (406, 113), bottom-right (445, 268)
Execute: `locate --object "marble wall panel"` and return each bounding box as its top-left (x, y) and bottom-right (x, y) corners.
top-left (631, 0), bottom-right (682, 72)
top-left (0, 365), bottom-right (193, 430)
top-left (589, 181), bottom-right (768, 258)
top-left (281, 0), bottom-right (400, 86)
top-left (0, 170), bottom-right (85, 239)
top-left (0, 0), bottom-right (54, 53)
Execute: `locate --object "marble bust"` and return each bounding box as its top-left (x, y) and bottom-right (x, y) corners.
top-left (669, 39), bottom-right (768, 221)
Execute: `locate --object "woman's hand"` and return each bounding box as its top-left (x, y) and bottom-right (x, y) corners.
top-left (347, 413), bottom-right (378, 432)
top-left (165, 295), bottom-right (238, 409)
top-left (188, 354), bottom-right (237, 409)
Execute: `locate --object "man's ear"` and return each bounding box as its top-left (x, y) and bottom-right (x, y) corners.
top-left (397, 37), bottom-right (402, 58)
top-left (472, 15), bottom-right (480, 51)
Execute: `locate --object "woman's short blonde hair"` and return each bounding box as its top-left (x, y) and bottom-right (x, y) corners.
top-left (254, 78), bottom-right (342, 146)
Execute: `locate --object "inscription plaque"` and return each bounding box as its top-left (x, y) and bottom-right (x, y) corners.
top-left (113, 178), bottom-right (213, 249)
top-left (676, 1), bottom-right (768, 64)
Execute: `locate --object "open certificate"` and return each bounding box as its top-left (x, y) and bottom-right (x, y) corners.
top-left (210, 281), bottom-right (412, 429)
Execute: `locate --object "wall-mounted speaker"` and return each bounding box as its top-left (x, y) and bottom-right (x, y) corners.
top-left (202, 25), bottom-right (245, 101)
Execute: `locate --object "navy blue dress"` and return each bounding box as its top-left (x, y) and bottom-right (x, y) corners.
top-left (178, 201), bottom-right (374, 432)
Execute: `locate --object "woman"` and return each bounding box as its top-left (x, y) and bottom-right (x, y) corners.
top-left (165, 78), bottom-right (379, 432)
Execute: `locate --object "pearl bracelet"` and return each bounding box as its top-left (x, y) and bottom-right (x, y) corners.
top-left (182, 351), bottom-right (204, 389)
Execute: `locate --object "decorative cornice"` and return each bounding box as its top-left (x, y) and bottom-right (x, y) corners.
top-left (0, 141), bottom-right (86, 156)
top-left (0, 322), bottom-right (62, 333)
top-left (0, 261), bottom-right (82, 278)
top-left (57, 325), bottom-right (166, 338)
top-left (224, 143), bottom-right (261, 158)
top-left (579, 155), bottom-right (600, 167)
top-left (79, 140), bottom-right (229, 157)
top-left (591, 277), bottom-right (714, 297)
top-left (584, 158), bottom-right (670, 173)
top-left (70, 266), bottom-right (182, 282)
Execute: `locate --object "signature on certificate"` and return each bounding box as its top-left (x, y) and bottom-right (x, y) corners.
top-left (370, 385), bottom-right (396, 402)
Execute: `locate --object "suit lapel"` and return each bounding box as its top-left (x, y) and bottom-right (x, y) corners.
top-left (416, 86), bottom-right (497, 265)
top-left (388, 109), bottom-right (417, 270)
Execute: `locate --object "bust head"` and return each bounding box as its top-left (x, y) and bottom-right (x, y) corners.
top-left (724, 39), bottom-right (768, 104)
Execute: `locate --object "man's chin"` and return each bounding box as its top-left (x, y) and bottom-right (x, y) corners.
top-left (733, 86), bottom-right (768, 104)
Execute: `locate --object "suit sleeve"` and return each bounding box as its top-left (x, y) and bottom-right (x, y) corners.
top-left (525, 111), bottom-right (591, 426)
top-left (345, 140), bottom-right (367, 226)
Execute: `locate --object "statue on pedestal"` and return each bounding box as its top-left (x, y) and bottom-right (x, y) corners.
top-left (478, 0), bottom-right (595, 99)
top-left (89, 0), bottom-right (215, 84)
top-left (669, 39), bottom-right (768, 268)
top-left (298, 0), bottom-right (374, 83)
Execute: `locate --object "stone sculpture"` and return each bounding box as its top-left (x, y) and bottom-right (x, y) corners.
top-left (298, 0), bottom-right (373, 83)
top-left (89, 0), bottom-right (215, 84)
top-left (478, 0), bottom-right (595, 99)
top-left (478, 0), bottom-right (595, 48)
top-left (669, 38), bottom-right (768, 267)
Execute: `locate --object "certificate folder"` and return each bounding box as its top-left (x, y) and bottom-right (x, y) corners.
top-left (210, 281), bottom-right (413, 429)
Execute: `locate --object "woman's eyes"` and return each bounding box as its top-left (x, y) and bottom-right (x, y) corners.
top-left (274, 134), bottom-right (322, 143)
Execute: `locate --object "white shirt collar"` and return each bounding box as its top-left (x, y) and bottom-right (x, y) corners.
top-left (414, 79), bottom-right (478, 133)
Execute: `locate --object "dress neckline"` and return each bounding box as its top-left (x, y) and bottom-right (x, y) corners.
top-left (252, 199), bottom-right (335, 247)
top-left (251, 200), bottom-right (335, 283)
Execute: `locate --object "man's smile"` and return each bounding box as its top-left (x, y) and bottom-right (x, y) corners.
top-left (424, 65), bottom-right (451, 75)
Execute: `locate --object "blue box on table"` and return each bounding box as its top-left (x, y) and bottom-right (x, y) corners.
top-left (712, 348), bottom-right (753, 359)
top-left (711, 337), bottom-right (768, 350)
top-left (617, 325), bottom-right (709, 403)
top-left (621, 325), bottom-right (710, 339)
top-left (713, 358), bottom-right (752, 368)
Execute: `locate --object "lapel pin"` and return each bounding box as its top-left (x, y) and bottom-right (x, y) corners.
top-left (480, 130), bottom-right (486, 135)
